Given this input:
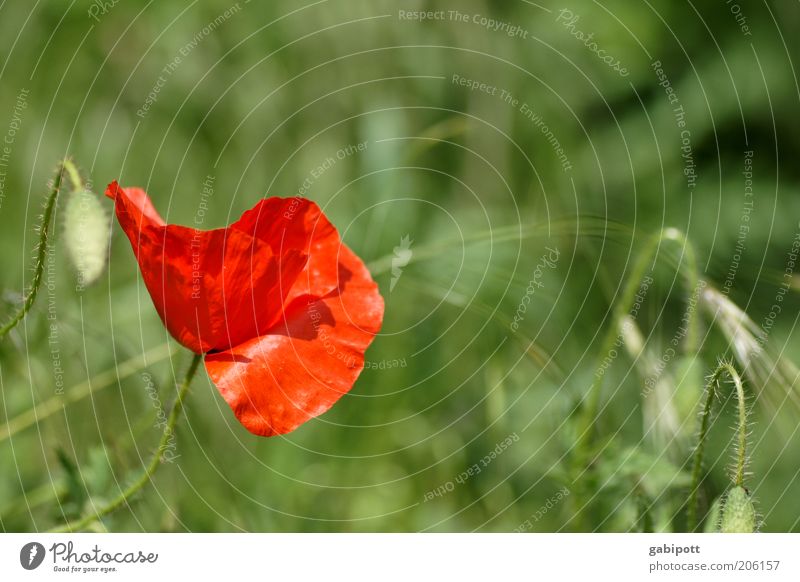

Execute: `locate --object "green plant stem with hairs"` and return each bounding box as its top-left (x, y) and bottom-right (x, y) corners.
top-left (570, 228), bottom-right (699, 529)
top-left (0, 158), bottom-right (84, 339)
top-left (49, 353), bottom-right (203, 533)
top-left (687, 360), bottom-right (747, 532)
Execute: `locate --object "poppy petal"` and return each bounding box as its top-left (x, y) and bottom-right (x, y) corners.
top-left (204, 244), bottom-right (384, 436)
top-left (235, 196), bottom-right (343, 304)
top-left (106, 183), bottom-right (316, 353)
top-left (105, 181), bottom-right (166, 229)
top-left (232, 196), bottom-right (338, 254)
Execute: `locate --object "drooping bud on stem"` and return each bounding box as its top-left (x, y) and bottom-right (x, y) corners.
top-left (63, 187), bottom-right (110, 289)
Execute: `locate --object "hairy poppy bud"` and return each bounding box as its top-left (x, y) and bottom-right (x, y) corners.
top-left (64, 189), bottom-right (109, 288)
top-left (720, 486), bottom-right (756, 533)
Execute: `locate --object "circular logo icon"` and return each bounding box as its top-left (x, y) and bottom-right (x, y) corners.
top-left (20, 542), bottom-right (46, 570)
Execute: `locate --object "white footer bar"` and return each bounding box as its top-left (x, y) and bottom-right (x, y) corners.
top-left (1, 533), bottom-right (797, 581)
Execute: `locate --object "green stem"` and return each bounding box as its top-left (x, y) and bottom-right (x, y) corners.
top-left (733, 373), bottom-right (747, 488)
top-left (0, 158), bottom-right (85, 339)
top-left (49, 353), bottom-right (203, 533)
top-left (687, 360), bottom-right (747, 532)
top-left (571, 228), bottom-right (699, 528)
top-left (687, 377), bottom-right (717, 532)
top-left (0, 164), bottom-right (64, 338)
top-left (634, 483), bottom-right (653, 533)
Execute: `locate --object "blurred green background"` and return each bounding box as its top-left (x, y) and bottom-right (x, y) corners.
top-left (1, 0), bottom-right (800, 532)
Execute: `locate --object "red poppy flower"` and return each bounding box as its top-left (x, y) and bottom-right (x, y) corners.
top-left (105, 181), bottom-right (384, 437)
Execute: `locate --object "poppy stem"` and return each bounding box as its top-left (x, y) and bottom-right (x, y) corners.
top-left (49, 352), bottom-right (203, 533)
top-left (0, 161), bottom-right (72, 339)
top-left (686, 360), bottom-right (747, 532)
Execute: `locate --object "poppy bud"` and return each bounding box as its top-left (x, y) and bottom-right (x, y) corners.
top-left (720, 486), bottom-right (756, 533)
top-left (64, 189), bottom-right (109, 288)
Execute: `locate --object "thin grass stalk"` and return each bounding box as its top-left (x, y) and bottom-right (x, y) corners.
top-left (571, 228), bottom-right (699, 529)
top-left (0, 343), bottom-right (176, 443)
